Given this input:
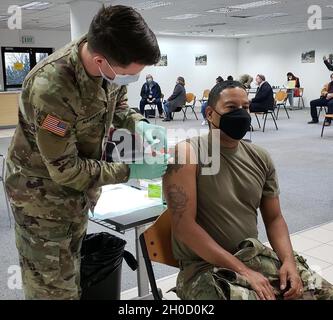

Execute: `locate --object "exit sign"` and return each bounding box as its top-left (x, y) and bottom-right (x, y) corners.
top-left (21, 35), bottom-right (35, 44)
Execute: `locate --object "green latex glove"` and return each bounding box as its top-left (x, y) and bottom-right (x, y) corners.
top-left (128, 154), bottom-right (169, 180)
top-left (135, 121), bottom-right (168, 155)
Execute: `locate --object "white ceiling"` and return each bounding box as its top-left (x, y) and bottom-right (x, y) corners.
top-left (0, 0), bottom-right (333, 38)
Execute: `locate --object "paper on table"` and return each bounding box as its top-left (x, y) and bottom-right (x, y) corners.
top-left (89, 184), bottom-right (162, 219)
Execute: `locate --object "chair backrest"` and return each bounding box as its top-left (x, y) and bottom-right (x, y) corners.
top-left (186, 93), bottom-right (196, 104)
top-left (202, 89), bottom-right (210, 100)
top-left (275, 91), bottom-right (288, 103)
top-left (141, 209), bottom-right (178, 267)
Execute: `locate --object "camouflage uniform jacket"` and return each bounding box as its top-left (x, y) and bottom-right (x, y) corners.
top-left (5, 35), bottom-right (145, 222)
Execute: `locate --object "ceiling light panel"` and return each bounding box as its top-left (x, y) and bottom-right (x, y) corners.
top-left (133, 1), bottom-right (172, 11)
top-left (165, 13), bottom-right (202, 20)
top-left (20, 2), bottom-right (51, 10)
top-left (207, 1), bottom-right (280, 14)
top-left (247, 12), bottom-right (289, 20)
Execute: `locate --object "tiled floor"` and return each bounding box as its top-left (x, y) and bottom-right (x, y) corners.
top-left (0, 129), bottom-right (15, 138)
top-left (121, 220), bottom-right (333, 300)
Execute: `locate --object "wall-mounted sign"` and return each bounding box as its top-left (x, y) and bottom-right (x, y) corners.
top-left (20, 35), bottom-right (35, 45)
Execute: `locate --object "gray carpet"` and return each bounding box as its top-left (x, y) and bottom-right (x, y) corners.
top-left (0, 108), bottom-right (332, 299)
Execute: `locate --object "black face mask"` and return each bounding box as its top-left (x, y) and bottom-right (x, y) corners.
top-left (212, 108), bottom-right (252, 140)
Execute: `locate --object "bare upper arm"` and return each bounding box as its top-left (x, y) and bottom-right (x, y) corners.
top-left (163, 141), bottom-right (197, 235)
top-left (260, 196), bottom-right (282, 226)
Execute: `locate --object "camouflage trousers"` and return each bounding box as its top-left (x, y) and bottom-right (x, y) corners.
top-left (12, 207), bottom-right (88, 300)
top-left (176, 238), bottom-right (333, 300)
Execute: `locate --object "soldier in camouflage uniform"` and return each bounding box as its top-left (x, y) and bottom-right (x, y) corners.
top-left (176, 238), bottom-right (333, 300)
top-left (163, 81), bottom-right (333, 300)
top-left (5, 5), bottom-right (167, 299)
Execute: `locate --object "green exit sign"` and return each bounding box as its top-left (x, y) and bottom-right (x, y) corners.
top-left (21, 35), bottom-right (35, 44)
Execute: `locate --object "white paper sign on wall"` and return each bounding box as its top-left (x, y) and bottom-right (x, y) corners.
top-left (20, 35), bottom-right (35, 45)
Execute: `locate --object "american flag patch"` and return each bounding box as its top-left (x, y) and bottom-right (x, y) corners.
top-left (41, 114), bottom-right (69, 137)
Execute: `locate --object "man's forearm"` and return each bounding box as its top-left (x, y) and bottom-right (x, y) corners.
top-left (175, 220), bottom-right (250, 275)
top-left (265, 215), bottom-right (295, 263)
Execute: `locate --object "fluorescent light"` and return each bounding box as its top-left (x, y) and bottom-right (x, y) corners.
top-left (326, 5), bottom-right (333, 9)
top-left (248, 12), bottom-right (288, 20)
top-left (0, 15), bottom-right (9, 21)
top-left (231, 1), bottom-right (280, 10)
top-left (207, 8), bottom-right (242, 14)
top-left (134, 1), bottom-right (172, 11)
top-left (207, 1), bottom-right (280, 14)
top-left (20, 2), bottom-right (51, 10)
top-left (165, 13), bottom-right (202, 20)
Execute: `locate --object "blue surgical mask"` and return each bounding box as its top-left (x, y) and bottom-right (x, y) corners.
top-left (99, 59), bottom-right (140, 86)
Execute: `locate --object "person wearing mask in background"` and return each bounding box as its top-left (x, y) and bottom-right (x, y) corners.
top-left (163, 76), bottom-right (186, 122)
top-left (323, 55), bottom-right (333, 71)
top-left (5, 5), bottom-right (168, 300)
top-left (139, 74), bottom-right (163, 118)
top-left (163, 80), bottom-right (333, 300)
top-left (201, 76), bottom-right (224, 125)
top-left (249, 74), bottom-right (274, 113)
top-left (308, 73), bottom-right (333, 126)
top-left (239, 74), bottom-right (254, 89)
top-left (286, 72), bottom-right (301, 108)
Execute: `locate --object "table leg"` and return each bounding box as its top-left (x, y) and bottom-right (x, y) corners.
top-left (135, 225), bottom-right (150, 297)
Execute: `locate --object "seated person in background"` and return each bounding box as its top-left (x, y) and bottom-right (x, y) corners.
top-left (139, 74), bottom-right (163, 118)
top-left (308, 73), bottom-right (333, 126)
top-left (216, 76), bottom-right (224, 83)
top-left (239, 74), bottom-right (254, 89)
top-left (227, 75), bottom-right (234, 81)
top-left (286, 72), bottom-right (301, 108)
top-left (323, 55), bottom-right (333, 71)
top-left (163, 80), bottom-right (333, 300)
top-left (201, 76), bottom-right (224, 125)
top-left (249, 74), bottom-right (274, 113)
top-left (163, 76), bottom-right (186, 122)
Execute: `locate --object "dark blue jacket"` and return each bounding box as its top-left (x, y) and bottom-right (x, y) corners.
top-left (252, 82), bottom-right (274, 108)
top-left (140, 81), bottom-right (162, 100)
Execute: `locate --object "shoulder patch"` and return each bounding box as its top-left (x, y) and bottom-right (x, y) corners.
top-left (41, 114), bottom-right (69, 137)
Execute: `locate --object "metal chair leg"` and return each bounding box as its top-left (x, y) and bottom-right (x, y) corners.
top-left (276, 105), bottom-right (280, 119)
top-left (3, 183), bottom-right (12, 228)
top-left (284, 106), bottom-right (290, 119)
top-left (263, 113), bottom-right (268, 132)
top-left (321, 120), bottom-right (326, 137)
top-left (255, 114), bottom-right (261, 128)
top-left (191, 107), bottom-right (198, 120)
top-left (271, 112), bottom-right (278, 130)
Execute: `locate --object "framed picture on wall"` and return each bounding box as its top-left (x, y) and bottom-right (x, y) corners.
top-left (195, 54), bottom-right (207, 66)
top-left (155, 54), bottom-right (168, 66)
top-left (301, 50), bottom-right (315, 63)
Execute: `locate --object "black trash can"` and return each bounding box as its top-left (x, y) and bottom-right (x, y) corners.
top-left (80, 232), bottom-right (138, 300)
top-left (145, 108), bottom-right (156, 118)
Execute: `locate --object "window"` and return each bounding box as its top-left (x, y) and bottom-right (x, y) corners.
top-left (1, 47), bottom-right (53, 90)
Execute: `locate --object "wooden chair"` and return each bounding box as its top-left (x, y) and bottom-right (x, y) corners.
top-left (253, 109), bottom-right (278, 132)
top-left (321, 114), bottom-right (333, 137)
top-left (183, 93), bottom-right (198, 120)
top-left (0, 154), bottom-right (12, 228)
top-left (296, 88), bottom-right (305, 109)
top-left (275, 91), bottom-right (290, 119)
top-left (144, 94), bottom-right (164, 124)
top-left (317, 106), bottom-right (328, 118)
top-left (199, 89), bottom-right (210, 104)
top-left (139, 209), bottom-right (178, 300)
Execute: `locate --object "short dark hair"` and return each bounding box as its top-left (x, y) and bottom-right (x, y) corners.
top-left (208, 80), bottom-right (246, 108)
top-left (216, 76), bottom-right (224, 83)
top-left (177, 76), bottom-right (185, 86)
top-left (257, 74), bottom-right (266, 81)
top-left (227, 75), bottom-right (234, 81)
top-left (87, 5), bottom-right (161, 66)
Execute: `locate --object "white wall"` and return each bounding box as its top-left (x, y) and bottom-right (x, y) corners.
top-left (0, 28), bottom-right (71, 90)
top-left (238, 29), bottom-right (333, 106)
top-left (126, 36), bottom-right (239, 107)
